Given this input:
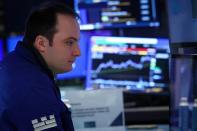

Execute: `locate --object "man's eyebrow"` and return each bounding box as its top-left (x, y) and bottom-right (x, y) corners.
top-left (65, 37), bottom-right (79, 41)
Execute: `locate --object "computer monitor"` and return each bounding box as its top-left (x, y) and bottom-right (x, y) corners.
top-left (86, 36), bottom-right (170, 93)
top-left (76, 0), bottom-right (161, 30)
top-left (6, 35), bottom-right (23, 52)
top-left (0, 39), bottom-right (3, 61)
top-left (167, 0), bottom-right (197, 43)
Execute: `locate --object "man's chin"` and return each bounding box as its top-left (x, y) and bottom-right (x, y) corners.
top-left (54, 68), bottom-right (72, 74)
top-left (62, 67), bottom-right (73, 73)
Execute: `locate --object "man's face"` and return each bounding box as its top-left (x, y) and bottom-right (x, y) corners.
top-left (43, 14), bottom-right (80, 74)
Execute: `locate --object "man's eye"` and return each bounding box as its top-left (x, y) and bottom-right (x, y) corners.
top-left (65, 40), bottom-right (75, 46)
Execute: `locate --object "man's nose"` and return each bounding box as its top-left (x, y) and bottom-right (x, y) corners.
top-left (73, 45), bottom-right (81, 57)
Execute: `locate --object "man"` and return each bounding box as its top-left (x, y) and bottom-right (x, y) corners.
top-left (0, 2), bottom-right (80, 131)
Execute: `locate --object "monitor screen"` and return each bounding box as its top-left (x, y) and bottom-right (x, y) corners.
top-left (0, 39), bottom-right (3, 61)
top-left (7, 35), bottom-right (23, 52)
top-left (86, 36), bottom-right (170, 93)
top-left (76, 0), bottom-right (160, 30)
top-left (167, 0), bottom-right (197, 43)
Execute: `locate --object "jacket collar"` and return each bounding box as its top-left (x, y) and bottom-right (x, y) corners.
top-left (15, 41), bottom-right (54, 80)
top-left (15, 41), bottom-right (61, 99)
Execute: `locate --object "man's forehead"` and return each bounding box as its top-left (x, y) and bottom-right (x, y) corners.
top-left (55, 14), bottom-right (80, 38)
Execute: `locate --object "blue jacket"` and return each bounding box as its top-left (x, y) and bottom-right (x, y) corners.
top-left (0, 42), bottom-right (74, 131)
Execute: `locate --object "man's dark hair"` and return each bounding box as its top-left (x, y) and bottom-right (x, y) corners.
top-left (23, 2), bottom-right (79, 46)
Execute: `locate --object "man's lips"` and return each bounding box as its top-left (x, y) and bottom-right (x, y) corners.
top-left (68, 60), bottom-right (75, 63)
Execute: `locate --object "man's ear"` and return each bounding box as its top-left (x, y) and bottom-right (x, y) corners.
top-left (34, 35), bottom-right (49, 52)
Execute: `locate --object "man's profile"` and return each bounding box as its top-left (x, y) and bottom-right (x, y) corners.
top-left (0, 2), bottom-right (80, 131)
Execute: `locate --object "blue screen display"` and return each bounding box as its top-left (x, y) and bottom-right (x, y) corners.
top-left (0, 39), bottom-right (3, 61)
top-left (167, 0), bottom-right (197, 43)
top-left (7, 35), bottom-right (23, 52)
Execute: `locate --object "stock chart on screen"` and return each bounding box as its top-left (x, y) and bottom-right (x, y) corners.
top-left (86, 36), bottom-right (169, 93)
